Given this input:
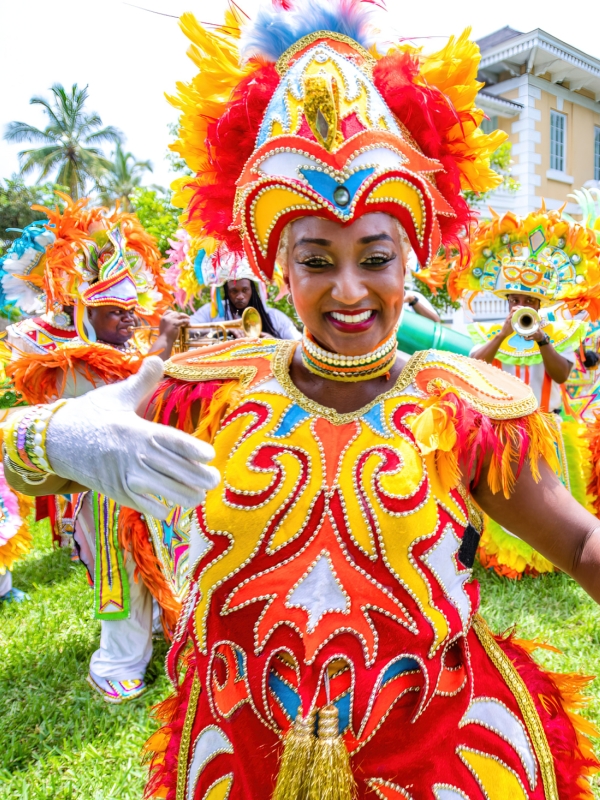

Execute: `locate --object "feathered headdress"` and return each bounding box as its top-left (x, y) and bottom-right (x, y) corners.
top-left (0, 221), bottom-right (55, 319)
top-left (169, 1), bottom-right (505, 280)
top-left (1, 194), bottom-right (172, 338)
top-left (448, 205), bottom-right (600, 318)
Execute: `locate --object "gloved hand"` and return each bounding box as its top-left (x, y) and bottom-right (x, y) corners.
top-left (45, 356), bottom-right (220, 519)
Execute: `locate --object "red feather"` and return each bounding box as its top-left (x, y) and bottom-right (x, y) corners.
top-left (186, 64), bottom-right (280, 251)
top-left (373, 51), bottom-right (474, 254)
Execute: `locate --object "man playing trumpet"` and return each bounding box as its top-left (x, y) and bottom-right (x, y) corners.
top-left (448, 207), bottom-right (597, 577)
top-left (470, 291), bottom-right (575, 413)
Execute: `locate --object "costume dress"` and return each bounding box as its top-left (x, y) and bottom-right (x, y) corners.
top-left (3, 0), bottom-right (598, 786)
top-left (143, 339), bottom-right (598, 799)
top-left (448, 209), bottom-right (600, 577)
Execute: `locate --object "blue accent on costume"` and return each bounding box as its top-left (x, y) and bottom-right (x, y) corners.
top-left (334, 691), bottom-right (351, 733)
top-left (271, 404), bottom-right (311, 438)
top-left (235, 650), bottom-right (246, 678)
top-left (507, 332), bottom-right (537, 351)
top-left (193, 249), bottom-right (206, 285)
top-left (299, 168), bottom-right (375, 216)
top-left (361, 403), bottom-right (387, 437)
top-left (381, 657), bottom-right (420, 687)
top-left (268, 672), bottom-right (301, 721)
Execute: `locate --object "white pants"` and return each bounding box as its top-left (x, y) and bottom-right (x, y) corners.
top-left (76, 495), bottom-right (153, 681)
top-left (0, 570), bottom-right (12, 596)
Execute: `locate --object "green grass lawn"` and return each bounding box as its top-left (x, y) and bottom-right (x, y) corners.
top-left (1, 522), bottom-right (600, 798)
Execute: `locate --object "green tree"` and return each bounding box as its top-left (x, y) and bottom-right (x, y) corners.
top-left (4, 84), bottom-right (121, 200)
top-left (0, 176), bottom-right (67, 254)
top-left (412, 276), bottom-right (460, 315)
top-left (130, 187), bottom-right (180, 256)
top-left (96, 144), bottom-right (153, 211)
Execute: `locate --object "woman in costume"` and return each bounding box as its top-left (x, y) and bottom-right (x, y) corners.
top-left (4, 2), bottom-right (600, 796)
top-left (448, 208), bottom-right (599, 577)
top-left (3, 196), bottom-right (192, 703)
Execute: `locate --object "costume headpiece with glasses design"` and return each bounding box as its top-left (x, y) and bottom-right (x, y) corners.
top-left (449, 206), bottom-right (600, 314)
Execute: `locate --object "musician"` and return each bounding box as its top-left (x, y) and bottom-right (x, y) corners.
top-left (190, 255), bottom-right (301, 340)
top-left (470, 291), bottom-right (574, 411)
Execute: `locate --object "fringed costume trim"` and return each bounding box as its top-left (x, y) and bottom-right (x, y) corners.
top-left (143, 655), bottom-right (198, 800)
top-left (411, 387), bottom-right (559, 497)
top-left (6, 344), bottom-right (144, 404)
top-left (490, 625), bottom-right (600, 799)
top-left (478, 519), bottom-right (556, 579)
top-left (0, 477), bottom-right (34, 574)
top-left (118, 507), bottom-right (182, 635)
top-left (149, 377), bottom-right (242, 443)
top-left (586, 410), bottom-right (600, 517)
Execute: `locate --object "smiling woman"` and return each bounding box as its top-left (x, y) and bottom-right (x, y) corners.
top-left (4, 2), bottom-right (600, 799)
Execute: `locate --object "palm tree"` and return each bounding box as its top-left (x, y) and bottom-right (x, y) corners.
top-left (4, 83), bottom-right (122, 200)
top-left (96, 144), bottom-right (153, 211)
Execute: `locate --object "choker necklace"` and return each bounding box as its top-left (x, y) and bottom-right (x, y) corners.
top-left (301, 326), bottom-right (398, 382)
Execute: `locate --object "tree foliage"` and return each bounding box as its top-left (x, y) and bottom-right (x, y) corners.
top-left (130, 187), bottom-right (180, 257)
top-left (0, 176), bottom-right (67, 254)
top-left (4, 84), bottom-right (121, 200)
top-left (96, 144), bottom-right (153, 211)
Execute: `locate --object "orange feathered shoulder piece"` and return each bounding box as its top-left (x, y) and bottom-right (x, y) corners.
top-left (6, 343), bottom-right (145, 405)
top-left (408, 350), bottom-right (558, 497)
top-left (149, 338), bottom-right (282, 441)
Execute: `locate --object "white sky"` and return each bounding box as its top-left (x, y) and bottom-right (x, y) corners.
top-left (1, 0), bottom-right (600, 191)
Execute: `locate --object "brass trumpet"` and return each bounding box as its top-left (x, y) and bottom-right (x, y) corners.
top-left (178, 306), bottom-right (262, 351)
top-left (511, 306), bottom-right (542, 337)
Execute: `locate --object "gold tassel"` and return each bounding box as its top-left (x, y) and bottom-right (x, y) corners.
top-left (307, 705), bottom-right (356, 800)
top-left (272, 708), bottom-right (317, 800)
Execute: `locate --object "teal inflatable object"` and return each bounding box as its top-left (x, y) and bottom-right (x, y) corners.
top-left (397, 312), bottom-right (472, 356)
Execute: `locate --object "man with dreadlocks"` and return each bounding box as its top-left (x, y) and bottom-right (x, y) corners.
top-left (190, 250), bottom-right (301, 340)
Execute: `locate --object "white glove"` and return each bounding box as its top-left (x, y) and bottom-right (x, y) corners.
top-left (45, 356), bottom-right (220, 519)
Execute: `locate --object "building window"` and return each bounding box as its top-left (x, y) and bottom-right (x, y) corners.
top-left (550, 110), bottom-right (566, 172)
top-left (481, 115), bottom-right (498, 134)
top-left (595, 127), bottom-right (600, 181)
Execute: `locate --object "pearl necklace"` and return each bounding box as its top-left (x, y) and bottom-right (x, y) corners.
top-left (301, 325), bottom-right (398, 382)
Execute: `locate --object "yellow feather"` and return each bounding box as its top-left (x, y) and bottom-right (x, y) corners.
top-left (167, 11), bottom-right (257, 226)
top-left (417, 28), bottom-right (508, 194)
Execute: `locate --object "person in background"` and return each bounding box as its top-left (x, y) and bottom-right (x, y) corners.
top-left (403, 287), bottom-right (441, 323)
top-left (449, 207), bottom-right (593, 579)
top-left (88, 305), bottom-right (188, 360)
top-left (191, 253), bottom-right (301, 340)
top-left (3, 197), bottom-right (186, 703)
top-left (470, 291), bottom-right (574, 412)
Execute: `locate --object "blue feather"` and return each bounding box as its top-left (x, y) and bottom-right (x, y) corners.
top-left (240, 0), bottom-right (378, 62)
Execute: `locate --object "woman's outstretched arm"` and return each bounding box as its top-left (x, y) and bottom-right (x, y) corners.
top-left (472, 458), bottom-right (600, 603)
